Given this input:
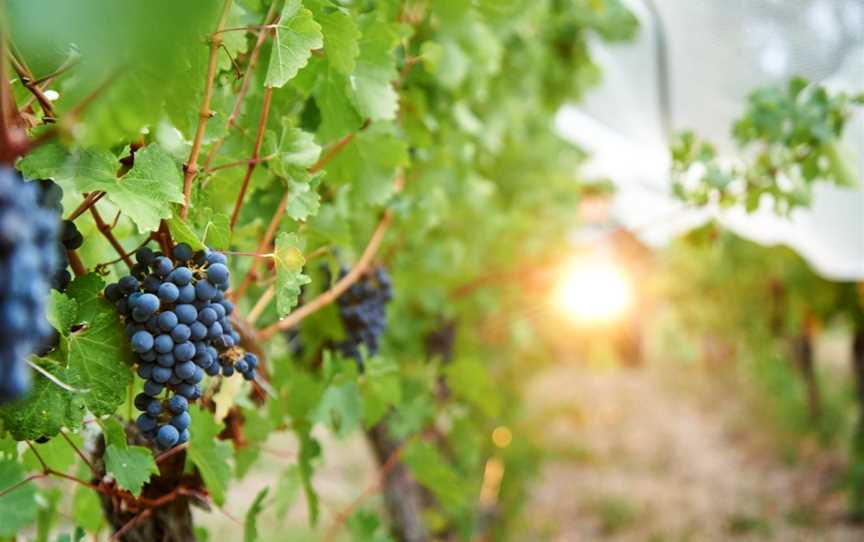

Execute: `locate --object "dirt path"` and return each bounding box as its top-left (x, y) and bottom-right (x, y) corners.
top-left (521, 363), bottom-right (862, 541)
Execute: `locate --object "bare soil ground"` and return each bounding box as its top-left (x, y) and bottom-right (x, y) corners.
top-left (521, 363), bottom-right (862, 541)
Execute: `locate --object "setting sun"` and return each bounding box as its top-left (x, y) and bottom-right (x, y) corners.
top-left (553, 257), bottom-right (634, 324)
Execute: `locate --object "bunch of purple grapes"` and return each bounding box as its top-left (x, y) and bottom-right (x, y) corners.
top-left (0, 168), bottom-right (60, 403)
top-left (335, 266), bottom-right (392, 367)
top-left (105, 242), bottom-right (258, 449)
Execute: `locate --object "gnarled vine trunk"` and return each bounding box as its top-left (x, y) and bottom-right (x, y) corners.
top-left (790, 323), bottom-right (822, 422)
top-left (366, 423), bottom-right (430, 542)
top-left (94, 424), bottom-right (204, 541)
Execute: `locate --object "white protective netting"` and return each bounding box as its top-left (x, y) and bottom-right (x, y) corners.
top-left (556, 0), bottom-right (864, 280)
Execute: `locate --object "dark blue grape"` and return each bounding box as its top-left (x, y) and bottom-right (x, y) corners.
top-left (172, 243), bottom-right (193, 262)
top-left (142, 274), bottom-right (162, 293)
top-left (135, 247), bottom-right (155, 266)
top-left (168, 394), bottom-right (188, 414)
top-left (189, 321), bottom-right (207, 341)
top-left (175, 304), bottom-right (197, 324)
top-left (136, 293), bottom-right (160, 315)
top-left (104, 283), bottom-right (122, 302)
top-left (178, 429), bottom-right (190, 444)
top-left (134, 392), bottom-right (150, 411)
top-left (171, 267), bottom-right (192, 286)
top-left (195, 280), bottom-right (217, 301)
top-left (137, 363), bottom-right (154, 380)
top-left (170, 411), bottom-right (191, 431)
top-left (118, 275), bottom-right (140, 294)
top-left (158, 311), bottom-right (178, 332)
top-left (131, 331), bottom-right (154, 353)
top-left (207, 322), bottom-right (223, 339)
top-left (206, 263), bottom-right (229, 284)
top-left (170, 324), bottom-right (191, 343)
top-left (198, 307), bottom-right (217, 326)
top-left (136, 414), bottom-right (157, 432)
top-left (156, 424), bottom-right (179, 448)
top-left (156, 353), bottom-right (175, 367)
top-left (174, 361), bottom-right (195, 380)
top-left (153, 256), bottom-right (173, 277)
top-left (140, 350), bottom-right (157, 362)
top-left (174, 341), bottom-right (195, 362)
top-left (206, 251), bottom-right (227, 266)
top-left (145, 399), bottom-right (162, 417)
top-left (157, 282), bottom-right (179, 303)
top-left (152, 365), bottom-right (172, 383)
top-left (154, 334), bottom-right (174, 354)
top-left (177, 284), bottom-right (196, 303)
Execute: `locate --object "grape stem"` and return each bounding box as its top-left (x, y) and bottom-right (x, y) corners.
top-left (67, 249), bottom-right (87, 277)
top-left (8, 48), bottom-right (56, 123)
top-left (181, 0), bottom-right (235, 219)
top-left (60, 430), bottom-right (98, 475)
top-left (256, 210), bottom-right (393, 341)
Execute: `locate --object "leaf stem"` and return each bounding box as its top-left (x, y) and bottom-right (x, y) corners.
top-left (181, 0), bottom-right (235, 219)
top-left (60, 430), bottom-right (98, 475)
top-left (230, 85), bottom-right (272, 231)
top-left (257, 210), bottom-right (393, 341)
top-left (8, 47), bottom-right (56, 122)
top-left (90, 204), bottom-right (134, 268)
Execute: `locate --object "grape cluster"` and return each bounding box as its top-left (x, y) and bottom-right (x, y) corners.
top-left (105, 243), bottom-right (259, 449)
top-left (31, 179), bottom-right (83, 292)
top-left (0, 168), bottom-right (60, 403)
top-left (334, 266), bottom-right (393, 367)
top-left (425, 320), bottom-right (456, 363)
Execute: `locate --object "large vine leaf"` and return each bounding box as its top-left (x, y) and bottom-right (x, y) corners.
top-left (17, 144), bottom-right (183, 234)
top-left (64, 274), bottom-right (108, 325)
top-left (274, 232), bottom-right (311, 316)
top-left (401, 439), bottom-right (473, 510)
top-left (327, 124), bottom-right (408, 206)
top-left (66, 313), bottom-right (133, 417)
top-left (104, 445), bottom-right (158, 497)
top-left (110, 145), bottom-right (184, 233)
top-left (188, 406), bottom-right (233, 506)
top-left (349, 20), bottom-right (401, 121)
top-left (0, 459), bottom-right (38, 536)
top-left (284, 174), bottom-right (322, 222)
top-left (265, 0), bottom-right (324, 88)
top-left (312, 3), bottom-right (360, 75)
top-left (0, 357), bottom-right (85, 441)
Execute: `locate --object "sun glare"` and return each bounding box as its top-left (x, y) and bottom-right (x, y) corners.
top-left (553, 257), bottom-right (633, 324)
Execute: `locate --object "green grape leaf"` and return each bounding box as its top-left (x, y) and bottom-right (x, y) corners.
top-left (295, 424), bottom-right (320, 525)
top-left (284, 174), bottom-right (322, 222)
top-left (444, 358), bottom-right (501, 418)
top-left (244, 487), bottom-right (269, 542)
top-left (265, 0), bottom-right (323, 88)
top-left (104, 445), bottom-right (158, 497)
top-left (350, 20), bottom-right (401, 121)
top-left (347, 509), bottom-right (392, 542)
top-left (66, 313), bottom-right (133, 417)
top-left (22, 436), bottom-right (77, 474)
top-left (48, 291), bottom-right (78, 335)
top-left (168, 217), bottom-right (207, 251)
top-left (274, 466), bottom-right (301, 519)
top-left (274, 127), bottom-right (322, 173)
top-left (201, 210), bottom-right (231, 250)
top-left (65, 274), bottom-right (108, 325)
top-left (274, 232), bottom-right (311, 316)
top-left (0, 358), bottom-right (85, 441)
top-left (314, 378), bottom-right (362, 438)
top-left (315, 6), bottom-right (360, 75)
top-left (314, 69), bottom-right (363, 142)
top-left (188, 406), bottom-right (233, 506)
top-left (107, 145), bottom-right (185, 233)
top-left (360, 356), bottom-right (401, 427)
top-left (401, 439), bottom-right (472, 510)
top-left (327, 124), bottom-right (408, 206)
top-left (72, 486), bottom-right (104, 534)
top-left (0, 458), bottom-right (38, 536)
top-left (99, 417), bottom-right (128, 450)
top-left (18, 144), bottom-right (183, 234)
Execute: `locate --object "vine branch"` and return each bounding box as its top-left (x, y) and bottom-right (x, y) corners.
top-left (181, 0), bottom-right (234, 219)
top-left (90, 204), bottom-right (134, 268)
top-left (230, 85), bottom-right (272, 230)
